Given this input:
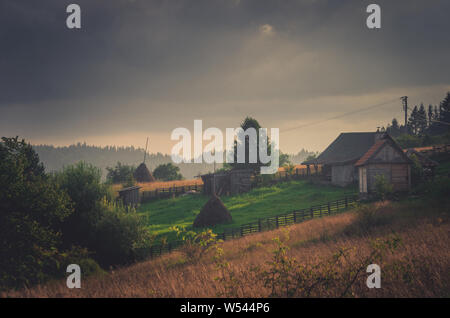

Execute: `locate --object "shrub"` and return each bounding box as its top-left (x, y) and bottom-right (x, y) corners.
top-left (374, 174), bottom-right (393, 201)
top-left (409, 154), bottom-right (424, 186)
top-left (55, 162), bottom-right (108, 250)
top-left (93, 201), bottom-right (152, 266)
top-left (344, 204), bottom-right (393, 236)
top-left (171, 226), bottom-right (220, 264)
top-left (56, 162), bottom-right (152, 267)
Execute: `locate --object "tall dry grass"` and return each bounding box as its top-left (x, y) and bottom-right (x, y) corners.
top-left (4, 200), bottom-right (449, 298)
top-left (112, 179), bottom-right (203, 193)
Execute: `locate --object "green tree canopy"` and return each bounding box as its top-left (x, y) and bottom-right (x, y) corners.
top-left (106, 161), bottom-right (136, 184)
top-left (0, 137), bottom-right (73, 289)
top-left (153, 163), bottom-right (183, 181)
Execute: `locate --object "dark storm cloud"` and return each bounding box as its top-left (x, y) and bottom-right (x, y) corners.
top-left (1, 0), bottom-right (450, 151)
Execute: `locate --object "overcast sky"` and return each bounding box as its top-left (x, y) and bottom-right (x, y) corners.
top-left (1, 0), bottom-right (449, 154)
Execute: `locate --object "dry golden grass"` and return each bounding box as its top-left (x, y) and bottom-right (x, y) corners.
top-left (5, 200), bottom-right (450, 298)
top-left (112, 179), bottom-right (203, 193)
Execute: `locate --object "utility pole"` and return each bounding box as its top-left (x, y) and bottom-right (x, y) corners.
top-left (143, 137), bottom-right (149, 163)
top-left (401, 96), bottom-right (408, 133)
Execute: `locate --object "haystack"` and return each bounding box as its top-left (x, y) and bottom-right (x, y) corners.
top-left (193, 194), bottom-right (232, 228)
top-left (134, 162), bottom-right (155, 182)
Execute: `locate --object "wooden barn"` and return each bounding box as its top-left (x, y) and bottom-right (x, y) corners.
top-left (355, 135), bottom-right (412, 195)
top-left (201, 169), bottom-right (253, 196)
top-left (303, 132), bottom-right (385, 186)
top-left (118, 185), bottom-right (141, 208)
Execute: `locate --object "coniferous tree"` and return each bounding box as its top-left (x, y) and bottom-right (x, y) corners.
top-left (408, 106), bottom-right (419, 135)
top-left (417, 103), bottom-right (427, 135)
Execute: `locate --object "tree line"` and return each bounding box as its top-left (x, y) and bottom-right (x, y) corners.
top-left (382, 92), bottom-right (450, 148)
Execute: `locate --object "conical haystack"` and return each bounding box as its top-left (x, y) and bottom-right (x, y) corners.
top-left (193, 194), bottom-right (232, 228)
top-left (134, 162), bottom-right (155, 182)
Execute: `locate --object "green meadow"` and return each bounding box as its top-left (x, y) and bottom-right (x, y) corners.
top-left (137, 180), bottom-right (357, 242)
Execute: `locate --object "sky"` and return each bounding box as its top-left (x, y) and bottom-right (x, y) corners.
top-left (1, 0), bottom-right (450, 154)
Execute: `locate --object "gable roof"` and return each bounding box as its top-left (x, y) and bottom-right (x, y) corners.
top-left (355, 134), bottom-right (412, 167)
top-left (354, 139), bottom-right (386, 166)
top-left (303, 132), bottom-right (383, 165)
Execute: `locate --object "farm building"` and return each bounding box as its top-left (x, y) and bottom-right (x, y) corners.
top-left (355, 134), bottom-right (412, 195)
top-left (201, 169), bottom-right (253, 196)
top-left (303, 132), bottom-right (385, 186)
top-left (118, 185), bottom-right (141, 208)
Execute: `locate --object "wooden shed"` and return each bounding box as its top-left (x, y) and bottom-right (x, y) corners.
top-left (118, 185), bottom-right (141, 208)
top-left (355, 135), bottom-right (411, 195)
top-left (303, 132), bottom-right (385, 186)
top-left (201, 169), bottom-right (253, 196)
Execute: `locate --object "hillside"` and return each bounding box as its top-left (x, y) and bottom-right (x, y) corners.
top-left (138, 180), bottom-right (357, 242)
top-left (6, 197), bottom-right (449, 297)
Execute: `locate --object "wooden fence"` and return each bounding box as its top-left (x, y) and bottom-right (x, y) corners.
top-left (143, 195), bottom-right (358, 259)
top-left (141, 184), bottom-right (204, 202)
top-left (139, 167), bottom-right (323, 202)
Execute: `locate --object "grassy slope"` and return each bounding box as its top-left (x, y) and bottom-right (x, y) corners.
top-left (138, 180), bottom-right (357, 241)
top-left (9, 197), bottom-right (449, 297)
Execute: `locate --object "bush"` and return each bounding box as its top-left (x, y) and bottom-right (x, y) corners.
top-left (171, 226), bottom-right (219, 264)
top-left (409, 154), bottom-right (424, 186)
top-left (56, 162), bottom-right (151, 267)
top-left (94, 200), bottom-right (152, 266)
top-left (55, 162), bottom-right (108, 249)
top-left (344, 204), bottom-right (393, 236)
top-left (374, 174), bottom-right (393, 201)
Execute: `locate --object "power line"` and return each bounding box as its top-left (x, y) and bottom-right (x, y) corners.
top-left (281, 98), bottom-right (399, 133)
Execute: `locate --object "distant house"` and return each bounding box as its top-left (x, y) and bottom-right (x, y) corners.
top-left (303, 132), bottom-right (385, 186)
top-left (355, 135), bottom-right (412, 195)
top-left (201, 169), bottom-right (253, 196)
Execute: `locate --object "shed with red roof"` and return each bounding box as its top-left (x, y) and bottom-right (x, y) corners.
top-left (355, 134), bottom-right (412, 195)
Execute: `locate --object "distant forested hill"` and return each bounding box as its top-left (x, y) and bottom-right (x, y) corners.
top-left (288, 148), bottom-right (320, 165)
top-left (32, 143), bottom-right (317, 180)
top-left (32, 143), bottom-right (217, 180)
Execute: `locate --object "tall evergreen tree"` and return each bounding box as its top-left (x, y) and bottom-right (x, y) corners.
top-left (439, 92), bottom-right (450, 132)
top-left (408, 105), bottom-right (419, 135)
top-left (417, 103), bottom-right (427, 135)
top-left (428, 104), bottom-right (434, 126)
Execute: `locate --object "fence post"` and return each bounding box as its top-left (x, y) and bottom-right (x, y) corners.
top-left (293, 211), bottom-right (297, 223)
top-left (150, 246), bottom-right (153, 259)
top-left (258, 219), bottom-right (262, 232)
top-left (276, 216), bottom-right (279, 228)
top-left (310, 207), bottom-right (313, 219)
top-left (328, 202), bottom-right (331, 214)
top-left (345, 197), bottom-right (348, 208)
top-left (240, 226), bottom-right (244, 237)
